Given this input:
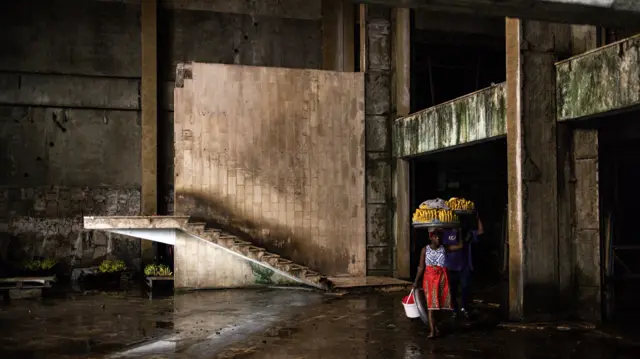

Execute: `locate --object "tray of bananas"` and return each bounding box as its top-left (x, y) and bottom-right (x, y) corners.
top-left (445, 197), bottom-right (475, 215)
top-left (412, 205), bottom-right (460, 228)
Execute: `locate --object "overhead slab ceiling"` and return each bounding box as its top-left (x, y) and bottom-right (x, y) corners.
top-left (357, 0), bottom-right (640, 28)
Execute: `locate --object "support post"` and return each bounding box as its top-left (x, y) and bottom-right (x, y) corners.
top-left (558, 25), bottom-right (601, 321)
top-left (141, 0), bottom-right (158, 264)
top-left (506, 18), bottom-right (571, 321)
top-left (393, 8), bottom-right (411, 279)
top-left (363, 5), bottom-right (393, 276)
top-left (322, 0), bottom-right (355, 72)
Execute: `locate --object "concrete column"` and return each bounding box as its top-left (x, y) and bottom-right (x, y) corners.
top-left (363, 5), bottom-right (393, 276)
top-left (322, 0), bottom-right (355, 72)
top-left (141, 0), bottom-right (158, 263)
top-left (558, 25), bottom-right (601, 321)
top-left (572, 129), bottom-right (601, 321)
top-left (506, 18), bottom-right (571, 320)
top-left (392, 8), bottom-right (411, 279)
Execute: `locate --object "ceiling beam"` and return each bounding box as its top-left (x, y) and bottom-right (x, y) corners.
top-left (356, 0), bottom-right (640, 28)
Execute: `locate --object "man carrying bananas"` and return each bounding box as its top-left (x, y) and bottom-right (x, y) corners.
top-left (443, 212), bottom-right (484, 320)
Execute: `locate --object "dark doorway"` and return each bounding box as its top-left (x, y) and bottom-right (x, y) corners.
top-left (599, 113), bottom-right (640, 328)
top-left (409, 138), bottom-right (508, 303)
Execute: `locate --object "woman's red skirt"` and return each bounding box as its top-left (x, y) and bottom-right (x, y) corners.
top-left (422, 265), bottom-right (452, 310)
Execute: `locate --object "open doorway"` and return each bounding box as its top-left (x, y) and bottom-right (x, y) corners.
top-left (409, 138), bottom-right (508, 303)
top-left (599, 113), bottom-right (640, 328)
top-left (410, 138), bottom-right (507, 301)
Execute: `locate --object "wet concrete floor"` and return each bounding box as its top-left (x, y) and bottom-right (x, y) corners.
top-left (0, 288), bottom-right (637, 359)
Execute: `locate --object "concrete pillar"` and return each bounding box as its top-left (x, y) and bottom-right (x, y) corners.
top-left (141, 0), bottom-right (158, 263)
top-left (392, 8), bottom-right (411, 279)
top-left (506, 18), bottom-right (572, 320)
top-left (572, 129), bottom-right (601, 321)
top-left (322, 0), bottom-right (355, 72)
top-left (558, 25), bottom-right (601, 321)
top-left (363, 5), bottom-right (394, 276)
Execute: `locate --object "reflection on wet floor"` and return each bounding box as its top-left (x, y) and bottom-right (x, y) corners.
top-left (0, 288), bottom-right (638, 359)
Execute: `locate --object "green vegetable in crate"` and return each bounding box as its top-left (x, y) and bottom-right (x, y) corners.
top-left (144, 264), bottom-right (173, 277)
top-left (41, 258), bottom-right (57, 270)
top-left (24, 259), bottom-right (41, 271)
top-left (144, 264), bottom-right (157, 276)
top-left (99, 259), bottom-right (127, 273)
top-left (156, 264), bottom-right (173, 277)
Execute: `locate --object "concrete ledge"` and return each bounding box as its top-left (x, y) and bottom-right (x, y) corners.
top-left (557, 34), bottom-right (640, 121)
top-left (83, 216), bottom-right (190, 230)
top-left (393, 83), bottom-right (506, 158)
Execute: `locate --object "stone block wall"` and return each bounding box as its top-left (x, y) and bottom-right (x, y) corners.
top-left (0, 0), bottom-right (322, 274)
top-left (364, 6), bottom-right (394, 276)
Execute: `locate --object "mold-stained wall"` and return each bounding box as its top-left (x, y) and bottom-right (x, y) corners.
top-left (174, 63), bottom-right (366, 277)
top-left (0, 0), bottom-right (323, 273)
top-left (557, 34), bottom-right (640, 121)
top-left (393, 83), bottom-right (507, 158)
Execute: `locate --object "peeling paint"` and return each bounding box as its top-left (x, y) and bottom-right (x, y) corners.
top-left (393, 83), bottom-right (507, 158)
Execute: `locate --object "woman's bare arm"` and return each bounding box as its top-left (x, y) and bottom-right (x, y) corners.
top-left (413, 247), bottom-right (426, 288)
top-left (477, 214), bottom-right (484, 235)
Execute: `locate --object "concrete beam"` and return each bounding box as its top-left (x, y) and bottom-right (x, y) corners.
top-left (98, 0), bottom-right (323, 20)
top-left (0, 73), bottom-right (139, 110)
top-left (357, 0), bottom-right (640, 27)
top-left (557, 34), bottom-right (640, 121)
top-left (414, 9), bottom-right (503, 36)
top-left (393, 83), bottom-right (506, 158)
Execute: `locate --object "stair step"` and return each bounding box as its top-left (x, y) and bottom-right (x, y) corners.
top-left (184, 224), bottom-right (326, 289)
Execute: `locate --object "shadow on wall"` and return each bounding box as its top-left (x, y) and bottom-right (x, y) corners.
top-left (177, 190), bottom-right (351, 275)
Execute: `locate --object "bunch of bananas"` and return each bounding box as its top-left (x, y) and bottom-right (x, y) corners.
top-left (446, 197), bottom-right (475, 211)
top-left (412, 208), bottom-right (459, 223)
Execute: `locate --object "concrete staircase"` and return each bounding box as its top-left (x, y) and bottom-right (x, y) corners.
top-left (181, 221), bottom-right (329, 290)
top-left (83, 216), bottom-right (329, 290)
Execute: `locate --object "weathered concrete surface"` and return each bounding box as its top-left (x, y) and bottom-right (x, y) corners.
top-left (557, 34), bottom-right (640, 121)
top-left (0, 187), bottom-right (142, 272)
top-left (174, 63), bottom-right (365, 277)
top-left (394, 83), bottom-right (506, 158)
top-left (364, 6), bottom-right (394, 277)
top-left (174, 232), bottom-right (299, 289)
top-left (0, 0), bottom-right (323, 271)
top-left (361, 0), bottom-right (640, 27)
top-left (506, 19), bottom-right (572, 321)
top-left (3, 289), bottom-right (636, 359)
top-left (0, 289), bottom-right (326, 358)
top-left (84, 216), bottom-right (189, 230)
top-left (573, 129), bottom-right (601, 321)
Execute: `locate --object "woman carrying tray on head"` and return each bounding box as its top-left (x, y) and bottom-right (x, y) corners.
top-left (413, 227), bottom-right (464, 339)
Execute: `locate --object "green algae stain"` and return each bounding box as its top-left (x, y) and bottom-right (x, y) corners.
top-left (250, 262), bottom-right (275, 285)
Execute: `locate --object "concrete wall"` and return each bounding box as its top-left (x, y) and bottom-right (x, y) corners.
top-left (0, 0), bottom-right (143, 272)
top-left (174, 231), bottom-right (298, 289)
top-left (174, 63), bottom-right (365, 277)
top-left (0, 0), bottom-right (322, 273)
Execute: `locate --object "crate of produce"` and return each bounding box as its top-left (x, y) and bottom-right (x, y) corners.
top-left (412, 204), bottom-right (460, 229)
